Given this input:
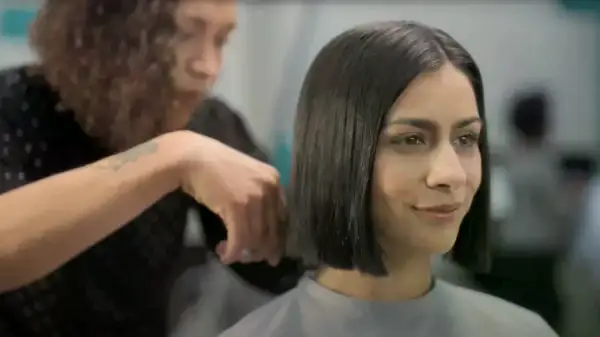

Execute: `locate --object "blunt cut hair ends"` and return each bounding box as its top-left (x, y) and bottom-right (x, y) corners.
top-left (288, 21), bottom-right (490, 276)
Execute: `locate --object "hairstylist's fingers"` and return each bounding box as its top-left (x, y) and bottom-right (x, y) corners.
top-left (221, 209), bottom-right (245, 264)
top-left (278, 186), bottom-right (287, 220)
top-left (264, 188), bottom-right (282, 265)
top-left (271, 187), bottom-right (288, 263)
top-left (277, 187), bottom-right (288, 236)
top-left (215, 241), bottom-right (227, 257)
top-left (245, 196), bottom-right (267, 263)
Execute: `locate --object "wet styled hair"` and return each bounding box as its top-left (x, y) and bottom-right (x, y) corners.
top-left (288, 21), bottom-right (490, 276)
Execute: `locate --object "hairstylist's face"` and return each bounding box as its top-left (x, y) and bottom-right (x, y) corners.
top-left (172, 0), bottom-right (236, 101)
top-left (372, 63), bottom-right (482, 263)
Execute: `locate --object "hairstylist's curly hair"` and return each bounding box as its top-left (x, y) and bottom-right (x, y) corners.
top-left (30, 0), bottom-right (181, 150)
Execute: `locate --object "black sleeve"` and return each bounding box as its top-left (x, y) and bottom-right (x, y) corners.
top-left (0, 86), bottom-right (38, 194)
top-left (187, 97), bottom-right (269, 162)
top-left (0, 116), bottom-right (25, 194)
top-left (197, 202), bottom-right (303, 295)
top-left (0, 67), bottom-right (60, 196)
top-left (185, 97), bottom-right (303, 295)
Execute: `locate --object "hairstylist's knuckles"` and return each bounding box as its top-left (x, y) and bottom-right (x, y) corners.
top-left (220, 210), bottom-right (246, 263)
top-left (234, 179), bottom-right (282, 263)
top-left (169, 130), bottom-right (285, 264)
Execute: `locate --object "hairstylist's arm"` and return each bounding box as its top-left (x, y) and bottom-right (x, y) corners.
top-left (0, 130), bottom-right (285, 292)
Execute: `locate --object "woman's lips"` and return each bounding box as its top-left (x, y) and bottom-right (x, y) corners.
top-left (411, 204), bottom-right (461, 222)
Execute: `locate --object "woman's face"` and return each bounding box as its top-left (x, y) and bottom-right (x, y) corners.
top-left (158, 0), bottom-right (236, 130)
top-left (172, 0), bottom-right (236, 98)
top-left (372, 63), bottom-right (482, 262)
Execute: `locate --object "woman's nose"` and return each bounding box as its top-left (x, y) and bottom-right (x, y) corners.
top-left (425, 145), bottom-right (467, 190)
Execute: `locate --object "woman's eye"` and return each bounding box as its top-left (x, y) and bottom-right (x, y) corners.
top-left (215, 36), bottom-right (229, 47)
top-left (454, 132), bottom-right (479, 148)
top-left (179, 31), bottom-right (196, 41)
top-left (391, 134), bottom-right (427, 146)
top-left (404, 135), bottom-right (425, 145)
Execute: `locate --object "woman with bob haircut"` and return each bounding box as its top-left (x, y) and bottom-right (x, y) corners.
top-left (218, 21), bottom-right (558, 337)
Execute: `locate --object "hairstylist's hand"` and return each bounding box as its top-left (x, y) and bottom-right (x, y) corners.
top-left (176, 131), bottom-right (286, 266)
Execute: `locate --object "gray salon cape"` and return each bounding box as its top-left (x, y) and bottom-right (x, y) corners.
top-left (218, 276), bottom-right (558, 337)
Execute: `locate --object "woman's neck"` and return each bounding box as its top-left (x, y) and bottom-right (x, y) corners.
top-left (315, 257), bottom-right (432, 302)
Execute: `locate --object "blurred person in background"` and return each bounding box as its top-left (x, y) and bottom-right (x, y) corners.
top-left (0, 1), bottom-right (302, 337)
top-left (564, 157), bottom-right (599, 288)
top-left (475, 90), bottom-right (567, 331)
top-left (561, 170), bottom-right (600, 337)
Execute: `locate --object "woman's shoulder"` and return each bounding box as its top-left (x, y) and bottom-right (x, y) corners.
top-left (438, 281), bottom-right (558, 337)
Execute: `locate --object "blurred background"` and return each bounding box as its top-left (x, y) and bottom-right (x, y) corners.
top-left (1, 0), bottom-right (599, 336)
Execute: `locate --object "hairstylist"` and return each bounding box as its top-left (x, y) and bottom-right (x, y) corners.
top-left (0, 0), bottom-right (298, 336)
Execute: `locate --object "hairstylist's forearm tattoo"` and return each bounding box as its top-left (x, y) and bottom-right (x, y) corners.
top-left (96, 141), bottom-right (159, 171)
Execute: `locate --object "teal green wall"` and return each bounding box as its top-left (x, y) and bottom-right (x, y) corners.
top-left (273, 137), bottom-right (291, 187)
top-left (561, 0), bottom-right (600, 147)
top-left (560, 0), bottom-right (600, 12)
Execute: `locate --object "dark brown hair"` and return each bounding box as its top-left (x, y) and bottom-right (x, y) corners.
top-left (289, 21), bottom-right (490, 276)
top-left (30, 0), bottom-right (182, 149)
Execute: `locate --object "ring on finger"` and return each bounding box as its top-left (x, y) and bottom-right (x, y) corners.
top-left (241, 248), bottom-right (255, 262)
